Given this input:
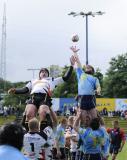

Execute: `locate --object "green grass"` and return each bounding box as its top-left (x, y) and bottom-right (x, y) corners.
top-left (104, 117), bottom-right (127, 134)
top-left (0, 115), bottom-right (16, 126)
top-left (109, 143), bottom-right (127, 160)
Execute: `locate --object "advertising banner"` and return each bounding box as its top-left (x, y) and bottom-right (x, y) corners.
top-left (96, 98), bottom-right (115, 111)
top-left (115, 99), bottom-right (127, 111)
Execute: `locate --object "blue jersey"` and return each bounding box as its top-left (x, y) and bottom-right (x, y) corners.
top-left (99, 127), bottom-right (110, 157)
top-left (0, 145), bottom-right (29, 160)
top-left (78, 127), bottom-right (86, 152)
top-left (55, 125), bottom-right (65, 148)
top-left (80, 128), bottom-right (104, 154)
top-left (76, 68), bottom-right (100, 95)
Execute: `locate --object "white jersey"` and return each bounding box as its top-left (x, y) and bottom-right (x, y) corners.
top-left (23, 127), bottom-right (53, 160)
top-left (43, 126), bottom-right (54, 160)
top-left (70, 128), bottom-right (78, 152)
top-left (26, 77), bottom-right (64, 95)
top-left (23, 132), bottom-right (47, 160)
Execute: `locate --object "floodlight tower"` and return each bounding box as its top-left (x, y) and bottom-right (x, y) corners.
top-left (0, 2), bottom-right (7, 90)
top-left (0, 3), bottom-right (6, 80)
top-left (68, 11), bottom-right (105, 65)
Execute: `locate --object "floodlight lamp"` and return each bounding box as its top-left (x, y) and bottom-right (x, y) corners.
top-left (80, 12), bottom-right (85, 16)
top-left (68, 12), bottom-right (76, 15)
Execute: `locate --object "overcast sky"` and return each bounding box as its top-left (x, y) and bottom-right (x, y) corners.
top-left (0, 0), bottom-right (127, 82)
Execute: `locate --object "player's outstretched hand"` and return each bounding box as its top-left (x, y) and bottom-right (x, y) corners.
top-left (70, 46), bottom-right (80, 53)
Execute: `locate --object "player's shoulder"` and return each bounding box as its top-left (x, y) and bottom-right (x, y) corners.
top-left (45, 77), bottom-right (54, 81)
top-left (106, 128), bottom-right (112, 133)
top-left (119, 128), bottom-right (125, 134)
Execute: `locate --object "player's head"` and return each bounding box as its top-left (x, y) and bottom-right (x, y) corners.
top-left (39, 68), bottom-right (49, 79)
top-left (60, 118), bottom-right (68, 128)
top-left (68, 116), bottom-right (75, 127)
top-left (90, 118), bottom-right (100, 130)
top-left (83, 65), bottom-right (95, 75)
top-left (0, 122), bottom-right (24, 150)
top-left (113, 120), bottom-right (119, 129)
top-left (28, 118), bottom-right (39, 132)
top-left (84, 115), bottom-right (91, 128)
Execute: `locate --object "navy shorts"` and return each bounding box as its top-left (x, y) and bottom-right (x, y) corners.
top-left (52, 148), bottom-right (66, 159)
top-left (83, 153), bottom-right (102, 160)
top-left (110, 144), bottom-right (120, 155)
top-left (78, 95), bottom-right (96, 110)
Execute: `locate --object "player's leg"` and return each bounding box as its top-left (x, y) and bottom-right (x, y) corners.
top-left (23, 104), bottom-right (37, 131)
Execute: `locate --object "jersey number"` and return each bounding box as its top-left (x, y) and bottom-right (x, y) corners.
top-left (30, 143), bottom-right (34, 152)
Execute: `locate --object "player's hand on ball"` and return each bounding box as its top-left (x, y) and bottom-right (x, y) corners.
top-left (70, 46), bottom-right (80, 53)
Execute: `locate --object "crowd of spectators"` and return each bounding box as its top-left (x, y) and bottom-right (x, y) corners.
top-left (99, 108), bottom-right (127, 119)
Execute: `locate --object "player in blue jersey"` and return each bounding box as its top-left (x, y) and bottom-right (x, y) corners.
top-left (80, 118), bottom-right (104, 160)
top-left (53, 118), bottom-right (68, 160)
top-left (99, 117), bottom-right (110, 160)
top-left (70, 46), bottom-right (101, 124)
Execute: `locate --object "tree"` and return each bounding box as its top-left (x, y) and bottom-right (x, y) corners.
top-left (52, 66), bottom-right (77, 98)
top-left (2, 81), bottom-right (29, 109)
top-left (53, 66), bottom-right (103, 98)
top-left (94, 68), bottom-right (103, 87)
top-left (103, 53), bottom-right (127, 98)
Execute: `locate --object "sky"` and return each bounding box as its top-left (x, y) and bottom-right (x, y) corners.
top-left (0, 0), bottom-right (127, 82)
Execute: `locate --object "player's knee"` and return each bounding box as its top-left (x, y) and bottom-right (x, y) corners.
top-left (39, 105), bottom-right (50, 120)
top-left (26, 111), bottom-right (35, 121)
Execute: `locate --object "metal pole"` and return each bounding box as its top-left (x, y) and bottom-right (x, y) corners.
top-left (86, 15), bottom-right (88, 65)
top-left (68, 11), bottom-right (105, 65)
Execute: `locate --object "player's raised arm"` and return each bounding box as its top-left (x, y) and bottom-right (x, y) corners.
top-left (70, 46), bottom-right (82, 68)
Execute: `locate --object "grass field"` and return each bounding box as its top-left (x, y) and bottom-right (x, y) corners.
top-left (0, 115), bottom-right (16, 126)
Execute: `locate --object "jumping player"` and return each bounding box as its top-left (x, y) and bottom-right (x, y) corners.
top-left (70, 46), bottom-right (101, 124)
top-left (8, 55), bottom-right (75, 131)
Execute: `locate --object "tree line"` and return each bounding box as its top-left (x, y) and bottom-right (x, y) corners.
top-left (0, 53), bottom-right (127, 107)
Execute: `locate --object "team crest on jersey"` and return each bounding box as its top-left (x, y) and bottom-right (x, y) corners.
top-left (80, 73), bottom-right (87, 80)
top-left (43, 126), bottom-right (53, 138)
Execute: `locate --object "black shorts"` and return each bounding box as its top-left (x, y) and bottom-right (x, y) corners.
top-left (52, 148), bottom-right (66, 159)
top-left (110, 144), bottom-right (120, 155)
top-left (27, 93), bottom-right (52, 109)
top-left (83, 153), bottom-right (102, 160)
top-left (78, 95), bottom-right (96, 110)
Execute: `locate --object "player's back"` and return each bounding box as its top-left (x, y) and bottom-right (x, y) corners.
top-left (23, 132), bottom-right (46, 159)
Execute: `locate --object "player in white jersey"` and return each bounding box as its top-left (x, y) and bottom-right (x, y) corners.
top-left (23, 118), bottom-right (53, 160)
top-left (8, 56), bottom-right (75, 131)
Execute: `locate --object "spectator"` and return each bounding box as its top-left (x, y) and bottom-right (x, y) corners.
top-left (0, 122), bottom-right (28, 160)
